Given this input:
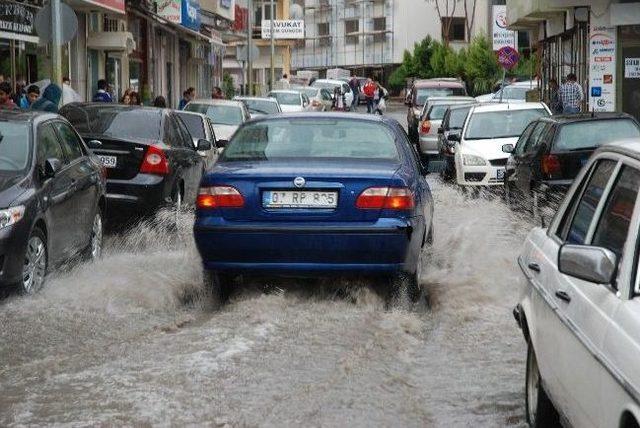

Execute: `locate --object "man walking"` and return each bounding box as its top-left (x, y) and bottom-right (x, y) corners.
top-left (92, 79), bottom-right (113, 103)
top-left (558, 73), bottom-right (583, 114)
top-left (348, 74), bottom-right (360, 111)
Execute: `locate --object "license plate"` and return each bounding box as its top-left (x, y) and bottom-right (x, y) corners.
top-left (496, 169), bottom-right (505, 180)
top-left (98, 155), bottom-right (117, 168)
top-left (263, 190), bottom-right (338, 209)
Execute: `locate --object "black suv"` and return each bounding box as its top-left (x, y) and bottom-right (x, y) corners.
top-left (503, 113), bottom-right (640, 211)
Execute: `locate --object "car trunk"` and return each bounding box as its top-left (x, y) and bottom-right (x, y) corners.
top-left (85, 136), bottom-right (150, 180)
top-left (547, 148), bottom-right (596, 181)
top-left (201, 159), bottom-right (404, 223)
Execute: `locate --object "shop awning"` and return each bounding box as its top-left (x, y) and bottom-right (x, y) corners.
top-left (128, 6), bottom-right (214, 44)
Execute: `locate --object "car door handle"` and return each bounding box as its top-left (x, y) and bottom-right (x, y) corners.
top-left (555, 290), bottom-right (571, 303)
top-left (528, 262), bottom-right (541, 273)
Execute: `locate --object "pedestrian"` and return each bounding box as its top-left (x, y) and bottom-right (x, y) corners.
top-left (348, 73), bottom-right (360, 111)
top-left (374, 83), bottom-right (388, 115)
top-left (212, 87), bottom-right (224, 99)
top-left (548, 78), bottom-right (562, 114)
top-left (130, 91), bottom-right (142, 106)
top-left (558, 73), bottom-right (583, 114)
top-left (31, 83), bottom-right (62, 113)
top-left (0, 81), bottom-right (17, 110)
top-left (20, 84), bottom-right (40, 109)
top-left (121, 92), bottom-right (132, 105)
top-left (278, 73), bottom-right (290, 89)
top-left (92, 79), bottom-right (113, 103)
top-left (153, 95), bottom-right (167, 108)
top-left (362, 77), bottom-right (376, 114)
top-left (62, 76), bottom-right (81, 105)
top-left (332, 86), bottom-right (346, 111)
top-left (179, 87), bottom-right (195, 109)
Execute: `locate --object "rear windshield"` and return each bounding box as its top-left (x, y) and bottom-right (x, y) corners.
top-left (268, 92), bottom-right (300, 106)
top-left (555, 119), bottom-right (640, 151)
top-left (416, 87), bottom-right (466, 105)
top-left (61, 106), bottom-right (161, 140)
top-left (177, 113), bottom-right (205, 139)
top-left (185, 104), bottom-right (243, 126)
top-left (297, 88), bottom-right (319, 98)
top-left (242, 99), bottom-right (280, 115)
top-left (0, 122), bottom-right (30, 172)
top-left (494, 86), bottom-right (529, 100)
top-left (222, 119), bottom-right (398, 161)
top-left (427, 105), bottom-right (451, 120)
top-left (448, 107), bottom-right (472, 129)
top-left (465, 109), bottom-right (548, 140)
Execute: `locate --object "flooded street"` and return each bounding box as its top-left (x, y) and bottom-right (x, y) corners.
top-left (0, 107), bottom-right (535, 426)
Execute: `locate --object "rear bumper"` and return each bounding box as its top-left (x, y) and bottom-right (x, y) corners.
top-left (194, 217), bottom-right (422, 275)
top-left (105, 174), bottom-right (170, 215)
top-left (418, 135), bottom-right (439, 155)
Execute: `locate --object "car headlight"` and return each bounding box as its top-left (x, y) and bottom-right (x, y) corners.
top-left (0, 206), bottom-right (25, 230)
top-left (462, 154), bottom-right (487, 166)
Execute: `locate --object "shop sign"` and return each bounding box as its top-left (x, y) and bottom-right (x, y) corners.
top-left (232, 5), bottom-right (247, 32)
top-left (261, 19), bottom-right (304, 39)
top-left (492, 5), bottom-right (516, 51)
top-left (181, 0), bottom-right (200, 31)
top-left (625, 58), bottom-right (640, 79)
top-left (589, 26), bottom-right (617, 112)
top-left (156, 0), bottom-right (181, 24)
top-left (0, 1), bottom-right (37, 36)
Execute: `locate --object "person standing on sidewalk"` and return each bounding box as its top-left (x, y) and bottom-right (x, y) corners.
top-left (548, 79), bottom-right (563, 115)
top-left (0, 82), bottom-right (17, 110)
top-left (93, 79), bottom-right (113, 103)
top-left (559, 73), bottom-right (583, 114)
top-left (362, 78), bottom-right (376, 114)
top-left (348, 74), bottom-right (360, 111)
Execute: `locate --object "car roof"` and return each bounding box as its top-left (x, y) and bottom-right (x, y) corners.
top-left (268, 90), bottom-right (303, 95)
top-left (537, 112), bottom-right (636, 124)
top-left (427, 96), bottom-right (476, 104)
top-left (234, 96), bottom-right (277, 102)
top-left (189, 99), bottom-right (244, 107)
top-left (413, 79), bottom-right (465, 89)
top-left (62, 102), bottom-right (165, 114)
top-left (0, 109), bottom-right (58, 123)
top-left (470, 102), bottom-right (547, 112)
top-left (244, 111), bottom-right (399, 127)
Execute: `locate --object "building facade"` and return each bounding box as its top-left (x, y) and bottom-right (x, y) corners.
top-left (507, 0), bottom-right (640, 120)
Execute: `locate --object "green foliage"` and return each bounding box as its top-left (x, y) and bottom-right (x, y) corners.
top-left (510, 54), bottom-right (538, 80)
top-left (222, 73), bottom-right (235, 99)
top-left (389, 65), bottom-right (409, 91)
top-left (465, 36), bottom-right (501, 96)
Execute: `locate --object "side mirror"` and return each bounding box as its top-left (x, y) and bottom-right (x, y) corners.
top-left (87, 139), bottom-right (103, 149)
top-left (448, 131), bottom-right (461, 142)
top-left (196, 139), bottom-right (213, 151)
top-left (437, 127), bottom-right (444, 135)
top-left (217, 139), bottom-right (229, 148)
top-left (502, 144), bottom-right (515, 153)
top-left (558, 244), bottom-right (617, 284)
top-left (44, 158), bottom-right (62, 179)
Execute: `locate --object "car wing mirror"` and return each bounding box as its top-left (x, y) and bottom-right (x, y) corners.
top-left (197, 139), bottom-right (213, 151)
top-left (437, 127), bottom-right (444, 135)
top-left (217, 139), bottom-right (229, 148)
top-left (87, 139), bottom-right (103, 149)
top-left (558, 244), bottom-right (617, 284)
top-left (448, 131), bottom-right (461, 142)
top-left (502, 144), bottom-right (514, 153)
top-left (44, 158), bottom-right (62, 179)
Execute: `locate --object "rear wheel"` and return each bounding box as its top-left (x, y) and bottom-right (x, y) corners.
top-left (83, 211), bottom-right (103, 261)
top-left (203, 270), bottom-right (233, 309)
top-left (388, 271), bottom-right (419, 309)
top-left (526, 341), bottom-right (560, 427)
top-left (21, 228), bottom-right (47, 295)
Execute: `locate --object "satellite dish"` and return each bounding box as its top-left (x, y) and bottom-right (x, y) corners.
top-left (34, 3), bottom-right (78, 44)
top-left (290, 4), bottom-right (303, 20)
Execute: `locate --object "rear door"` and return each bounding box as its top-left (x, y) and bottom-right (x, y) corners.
top-left (506, 121), bottom-right (536, 187)
top-left (515, 122), bottom-right (549, 194)
top-left (169, 113), bottom-right (204, 204)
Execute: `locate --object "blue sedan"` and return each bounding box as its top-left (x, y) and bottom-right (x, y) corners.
top-left (193, 113), bottom-right (434, 304)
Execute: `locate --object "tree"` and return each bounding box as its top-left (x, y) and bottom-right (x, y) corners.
top-left (465, 36), bottom-right (500, 96)
top-left (463, 0), bottom-right (478, 42)
top-left (427, 0), bottom-right (459, 47)
top-left (222, 73), bottom-right (236, 99)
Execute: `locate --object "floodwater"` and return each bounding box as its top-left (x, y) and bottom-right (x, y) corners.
top-left (0, 178), bottom-right (534, 427)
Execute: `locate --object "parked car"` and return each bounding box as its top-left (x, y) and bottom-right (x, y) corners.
top-left (193, 113), bottom-right (434, 306)
top-left (184, 99), bottom-right (249, 143)
top-left (406, 78), bottom-right (468, 143)
top-left (60, 103), bottom-right (211, 219)
top-left (515, 140), bottom-right (640, 428)
top-left (174, 110), bottom-right (220, 171)
top-left (233, 96), bottom-right (282, 118)
top-left (452, 102), bottom-right (550, 187)
top-left (475, 80), bottom-right (539, 103)
top-left (293, 87), bottom-right (334, 111)
top-left (267, 90), bottom-right (311, 113)
top-left (504, 113), bottom-right (640, 212)
top-left (439, 103), bottom-right (477, 180)
top-left (0, 110), bottom-right (106, 294)
top-left (416, 96), bottom-right (476, 161)
top-left (311, 79), bottom-right (355, 108)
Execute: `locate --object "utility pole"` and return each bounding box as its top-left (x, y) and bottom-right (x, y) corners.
top-left (50, 0), bottom-right (63, 87)
top-left (247, 0), bottom-right (253, 95)
top-left (269, 0), bottom-right (275, 91)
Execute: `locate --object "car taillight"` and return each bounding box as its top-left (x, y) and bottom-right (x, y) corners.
top-left (420, 120), bottom-right (431, 134)
top-left (541, 154), bottom-right (561, 178)
top-left (356, 187), bottom-right (415, 210)
top-left (197, 186), bottom-right (244, 209)
top-left (140, 145), bottom-right (170, 175)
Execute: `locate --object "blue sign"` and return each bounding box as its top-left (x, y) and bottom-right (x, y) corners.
top-left (591, 86), bottom-right (602, 97)
top-left (181, 0), bottom-right (200, 31)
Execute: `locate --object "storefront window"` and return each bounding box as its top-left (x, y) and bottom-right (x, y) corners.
top-left (621, 25), bottom-right (640, 121)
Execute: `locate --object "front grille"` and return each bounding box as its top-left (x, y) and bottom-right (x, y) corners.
top-left (464, 173), bottom-right (486, 182)
top-left (489, 158), bottom-right (507, 166)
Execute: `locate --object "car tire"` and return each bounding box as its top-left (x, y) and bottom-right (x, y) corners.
top-left (83, 210), bottom-right (104, 262)
top-left (203, 270), bottom-right (233, 309)
top-left (526, 341), bottom-right (561, 428)
top-left (21, 227), bottom-right (47, 295)
top-left (388, 271), bottom-right (420, 309)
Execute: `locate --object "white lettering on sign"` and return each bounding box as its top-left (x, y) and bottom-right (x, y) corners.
top-left (625, 58), bottom-right (640, 79)
top-left (492, 5), bottom-right (517, 50)
top-left (261, 20), bottom-right (305, 39)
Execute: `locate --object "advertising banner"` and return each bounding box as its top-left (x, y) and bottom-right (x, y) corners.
top-left (157, 0), bottom-right (182, 24)
top-left (589, 26), bottom-right (617, 112)
top-left (261, 20), bottom-right (304, 39)
top-left (181, 0), bottom-right (200, 31)
top-left (492, 5), bottom-right (516, 50)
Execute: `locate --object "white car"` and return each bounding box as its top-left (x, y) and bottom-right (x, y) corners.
top-left (453, 102), bottom-right (550, 186)
top-left (233, 96), bottom-right (282, 118)
top-left (476, 80), bottom-right (540, 103)
top-left (184, 99), bottom-right (250, 144)
top-left (267, 90), bottom-right (311, 112)
top-left (293, 87), bottom-right (334, 111)
top-left (174, 110), bottom-right (219, 170)
top-left (515, 140), bottom-right (640, 428)
top-left (311, 78), bottom-right (354, 108)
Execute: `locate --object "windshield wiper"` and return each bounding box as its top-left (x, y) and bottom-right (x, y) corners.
top-left (250, 108), bottom-right (270, 115)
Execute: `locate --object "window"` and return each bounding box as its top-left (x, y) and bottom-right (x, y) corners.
top-left (176, 113), bottom-right (206, 140)
top-left (60, 105), bottom-right (162, 141)
top-left (37, 124), bottom-right (65, 170)
top-left (345, 19), bottom-right (359, 45)
top-left (184, 104), bottom-right (244, 126)
top-left (523, 123), bottom-right (550, 154)
top-left (255, 1), bottom-right (278, 26)
top-left (52, 122), bottom-right (84, 162)
top-left (448, 107), bottom-right (472, 129)
top-left (514, 122), bottom-right (537, 156)
top-left (164, 117), bottom-right (182, 147)
top-left (318, 22), bottom-right (331, 47)
top-left (174, 115), bottom-right (194, 148)
top-left (373, 17), bottom-right (386, 42)
top-left (561, 160), bottom-right (617, 244)
top-left (0, 122), bottom-right (30, 172)
top-left (592, 166), bottom-right (640, 258)
top-left (554, 119), bottom-right (640, 152)
top-left (465, 109), bottom-right (549, 140)
top-left (442, 17), bottom-right (465, 42)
